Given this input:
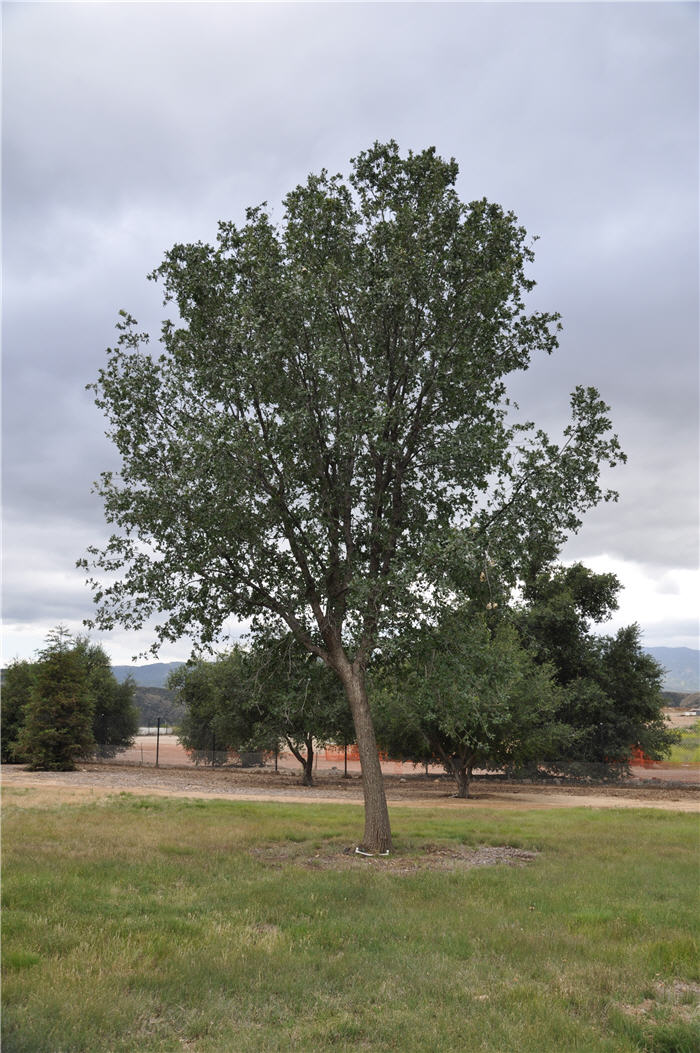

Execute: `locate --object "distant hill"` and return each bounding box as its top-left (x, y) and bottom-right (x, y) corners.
top-left (132, 686), bottom-right (185, 728)
top-left (646, 647), bottom-right (700, 693)
top-left (110, 663), bottom-right (186, 726)
top-left (111, 662), bottom-right (184, 688)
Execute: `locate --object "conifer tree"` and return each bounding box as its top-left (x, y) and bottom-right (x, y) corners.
top-left (17, 627), bottom-right (95, 771)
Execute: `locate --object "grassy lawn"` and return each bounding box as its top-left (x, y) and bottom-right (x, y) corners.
top-left (2, 790), bottom-right (698, 1052)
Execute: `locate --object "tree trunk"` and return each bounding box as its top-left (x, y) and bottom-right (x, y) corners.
top-left (453, 759), bottom-right (474, 799)
top-left (339, 664), bottom-right (392, 854)
top-left (454, 765), bottom-right (469, 798)
top-left (302, 736), bottom-right (314, 787)
top-left (285, 737), bottom-right (314, 787)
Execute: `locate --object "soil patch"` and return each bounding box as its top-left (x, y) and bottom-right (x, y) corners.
top-left (250, 841), bottom-right (539, 873)
top-left (619, 981), bottom-right (700, 1025)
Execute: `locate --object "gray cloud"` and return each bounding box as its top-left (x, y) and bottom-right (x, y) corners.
top-left (3, 1), bottom-right (697, 658)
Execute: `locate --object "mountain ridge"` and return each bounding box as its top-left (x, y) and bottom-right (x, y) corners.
top-left (645, 646), bottom-right (699, 693)
top-left (112, 648), bottom-right (700, 693)
top-left (111, 661), bottom-right (184, 687)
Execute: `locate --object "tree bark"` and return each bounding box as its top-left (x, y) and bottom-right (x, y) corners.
top-left (453, 759), bottom-right (474, 799)
top-left (302, 736), bottom-right (314, 787)
top-left (339, 664), bottom-right (392, 854)
top-left (285, 736), bottom-right (314, 787)
top-left (454, 765), bottom-right (469, 798)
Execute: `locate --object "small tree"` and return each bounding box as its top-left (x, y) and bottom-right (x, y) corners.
top-left (17, 627), bottom-right (95, 771)
top-left (2, 633), bottom-right (138, 763)
top-left (171, 648), bottom-right (263, 763)
top-left (74, 637), bottom-right (139, 757)
top-left (373, 612), bottom-right (561, 797)
top-left (172, 639), bottom-right (353, 783)
top-left (82, 142), bottom-right (625, 851)
top-left (247, 634), bottom-right (353, 785)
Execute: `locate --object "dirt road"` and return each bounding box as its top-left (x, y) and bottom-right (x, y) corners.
top-left (3, 763), bottom-right (698, 813)
top-left (94, 733), bottom-right (700, 784)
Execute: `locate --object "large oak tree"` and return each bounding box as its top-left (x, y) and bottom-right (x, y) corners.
top-left (81, 142), bottom-right (623, 852)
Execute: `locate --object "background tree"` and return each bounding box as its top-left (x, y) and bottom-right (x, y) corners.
top-left (247, 634), bottom-right (354, 785)
top-left (2, 632), bottom-right (138, 764)
top-left (515, 564), bottom-right (677, 776)
top-left (171, 648), bottom-right (267, 763)
top-left (373, 612), bottom-right (562, 797)
top-left (1, 659), bottom-right (35, 762)
top-left (82, 142), bottom-right (624, 852)
top-left (17, 627), bottom-right (95, 771)
top-left (172, 639), bottom-right (353, 783)
top-left (73, 637), bottom-right (139, 757)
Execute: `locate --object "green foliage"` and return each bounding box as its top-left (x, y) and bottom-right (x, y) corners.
top-left (373, 613), bottom-right (562, 795)
top-left (1, 659), bottom-right (35, 762)
top-left (16, 627), bottom-right (95, 771)
top-left (3, 629), bottom-right (138, 766)
top-left (520, 561), bottom-right (621, 681)
top-left (170, 647), bottom-right (261, 760)
top-left (82, 140), bottom-right (623, 656)
top-left (81, 141), bottom-right (625, 849)
top-left (172, 637), bottom-right (353, 782)
top-left (516, 566), bottom-right (678, 774)
top-left (73, 637), bottom-right (139, 757)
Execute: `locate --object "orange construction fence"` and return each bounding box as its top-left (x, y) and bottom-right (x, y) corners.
top-left (324, 745), bottom-right (396, 763)
top-left (630, 746), bottom-right (657, 768)
top-left (324, 744), bottom-right (360, 762)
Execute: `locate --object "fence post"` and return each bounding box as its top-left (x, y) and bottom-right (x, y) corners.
top-left (155, 717), bottom-right (161, 768)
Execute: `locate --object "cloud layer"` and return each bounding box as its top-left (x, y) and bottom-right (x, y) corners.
top-left (3, 2), bottom-right (698, 662)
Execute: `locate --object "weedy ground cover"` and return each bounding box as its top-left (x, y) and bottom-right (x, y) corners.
top-left (668, 721), bottom-right (700, 765)
top-left (2, 790), bottom-right (698, 1052)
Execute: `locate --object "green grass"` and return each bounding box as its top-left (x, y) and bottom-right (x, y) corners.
top-left (668, 721), bottom-right (700, 764)
top-left (2, 790), bottom-right (699, 1052)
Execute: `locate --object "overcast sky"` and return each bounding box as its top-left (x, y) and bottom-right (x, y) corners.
top-left (2, 1), bottom-right (698, 665)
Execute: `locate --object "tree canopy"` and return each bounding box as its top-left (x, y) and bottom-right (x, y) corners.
top-left (16, 627), bottom-right (96, 771)
top-left (73, 637), bottom-right (139, 758)
top-left (1, 659), bottom-right (36, 763)
top-left (170, 648), bottom-right (262, 764)
top-left (373, 612), bottom-right (561, 796)
top-left (2, 628), bottom-right (138, 767)
top-left (172, 636), bottom-right (353, 784)
top-left (82, 142), bottom-right (624, 851)
top-left (515, 564), bottom-right (677, 775)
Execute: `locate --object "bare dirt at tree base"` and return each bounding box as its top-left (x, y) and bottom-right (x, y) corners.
top-left (250, 840), bottom-right (540, 873)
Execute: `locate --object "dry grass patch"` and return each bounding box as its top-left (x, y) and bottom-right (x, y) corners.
top-left (619, 980), bottom-right (700, 1024)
